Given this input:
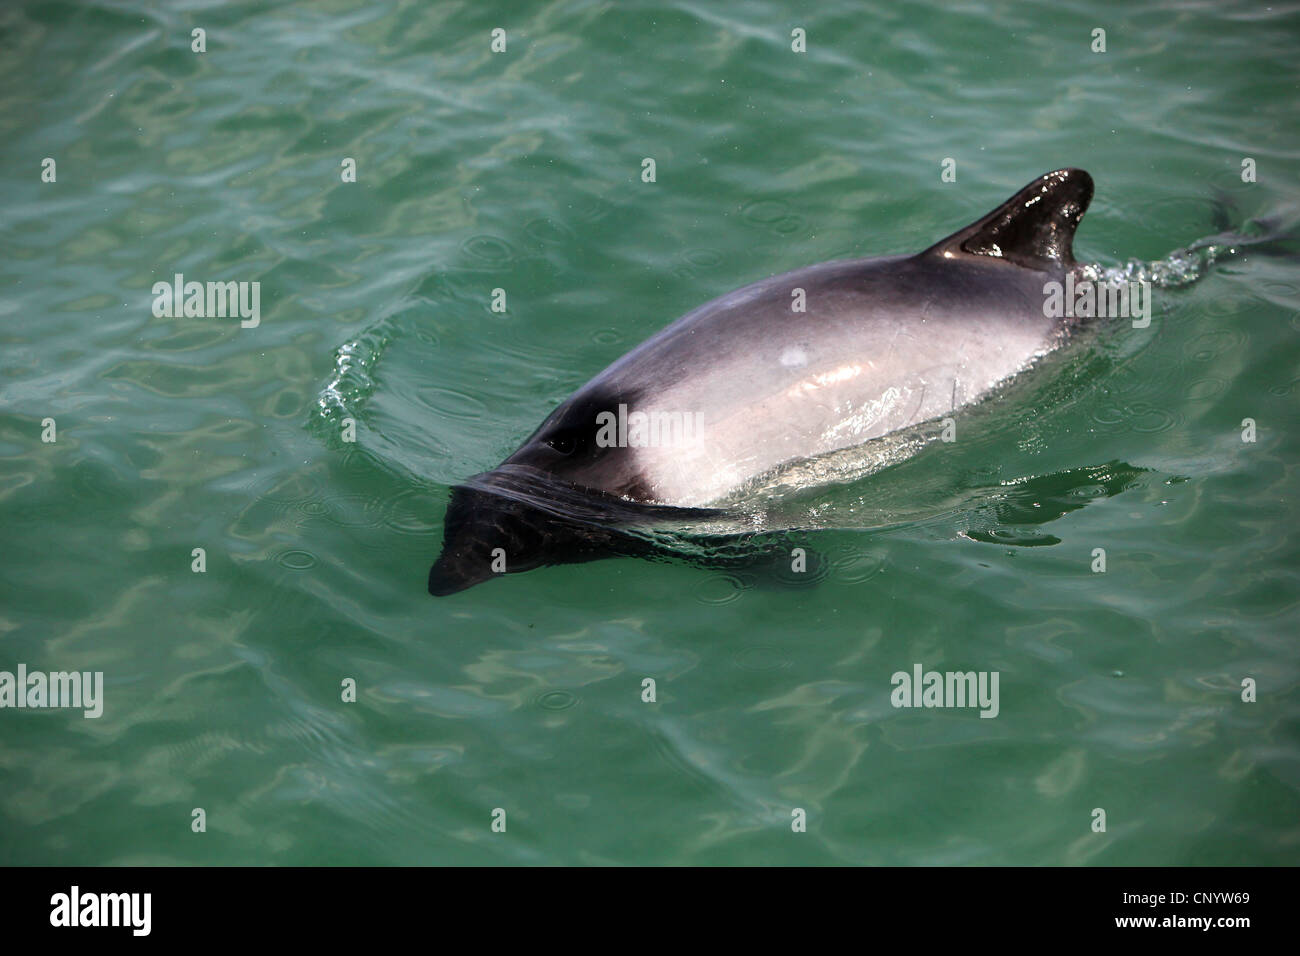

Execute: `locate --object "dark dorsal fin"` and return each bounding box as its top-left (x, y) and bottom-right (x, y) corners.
top-left (920, 168), bottom-right (1093, 272)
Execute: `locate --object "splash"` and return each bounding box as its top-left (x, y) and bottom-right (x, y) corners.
top-left (1077, 208), bottom-right (1300, 290)
top-left (1076, 242), bottom-right (1230, 290)
top-left (315, 321), bottom-right (393, 425)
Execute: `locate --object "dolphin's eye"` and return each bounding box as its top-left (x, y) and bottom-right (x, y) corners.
top-left (546, 428), bottom-right (583, 456)
top-left (541, 398), bottom-right (621, 458)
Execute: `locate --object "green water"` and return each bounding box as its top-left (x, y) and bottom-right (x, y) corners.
top-left (2, 0), bottom-right (1298, 866)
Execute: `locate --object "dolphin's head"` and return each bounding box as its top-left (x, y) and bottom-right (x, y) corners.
top-left (427, 400), bottom-right (658, 596)
top-left (429, 379), bottom-right (674, 595)
top-left (498, 382), bottom-right (652, 499)
top-left (428, 379), bottom-right (720, 595)
top-left (429, 466), bottom-right (681, 595)
top-left (427, 479), bottom-right (571, 596)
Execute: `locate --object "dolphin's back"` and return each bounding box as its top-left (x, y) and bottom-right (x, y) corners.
top-left (511, 168), bottom-right (1096, 507)
top-left (582, 253), bottom-right (1064, 505)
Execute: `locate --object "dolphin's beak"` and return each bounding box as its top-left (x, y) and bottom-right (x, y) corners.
top-left (427, 471), bottom-right (651, 596)
top-left (427, 547), bottom-right (499, 596)
top-left (427, 482), bottom-right (519, 596)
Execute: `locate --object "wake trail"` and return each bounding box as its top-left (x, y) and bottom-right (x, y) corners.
top-left (1078, 203), bottom-right (1300, 290)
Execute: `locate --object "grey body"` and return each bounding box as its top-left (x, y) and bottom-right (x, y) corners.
top-left (546, 253), bottom-right (1063, 506)
top-left (430, 168), bottom-right (1094, 594)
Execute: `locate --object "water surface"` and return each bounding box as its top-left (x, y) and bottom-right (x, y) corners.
top-left (1, 0), bottom-right (1298, 865)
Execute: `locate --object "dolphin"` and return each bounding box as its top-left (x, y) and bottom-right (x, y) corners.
top-left (429, 168), bottom-right (1096, 595)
